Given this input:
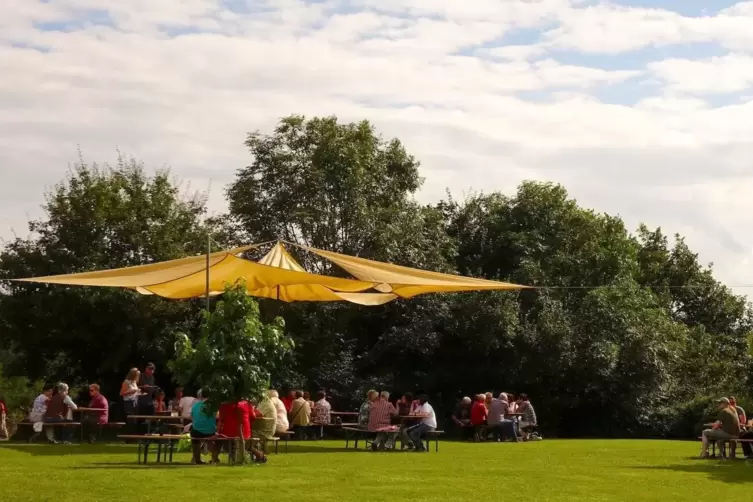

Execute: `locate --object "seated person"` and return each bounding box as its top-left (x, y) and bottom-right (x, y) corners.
top-left (452, 396), bottom-right (472, 439)
top-left (358, 390), bottom-right (378, 429)
top-left (153, 391), bottom-right (167, 414)
top-left (470, 394), bottom-right (487, 442)
top-left (190, 390), bottom-right (220, 465)
top-left (268, 390), bottom-right (289, 434)
top-left (218, 400), bottom-right (267, 463)
top-left (700, 397), bottom-right (740, 458)
top-left (368, 391), bottom-right (398, 451)
top-left (517, 394), bottom-right (538, 440)
top-left (84, 384), bottom-right (109, 443)
top-left (44, 382), bottom-right (78, 444)
top-left (310, 390), bottom-right (331, 440)
top-left (255, 394), bottom-right (278, 443)
top-left (487, 393), bottom-right (516, 442)
top-left (401, 395), bottom-right (436, 452)
top-left (289, 391), bottom-right (312, 440)
top-left (730, 396), bottom-right (746, 424)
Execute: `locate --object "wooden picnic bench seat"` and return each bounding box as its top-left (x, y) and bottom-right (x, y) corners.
top-left (118, 434), bottom-right (183, 464)
top-left (342, 427), bottom-right (376, 449)
top-left (16, 421), bottom-right (82, 443)
top-left (274, 430), bottom-right (294, 452)
top-left (698, 436), bottom-right (753, 458)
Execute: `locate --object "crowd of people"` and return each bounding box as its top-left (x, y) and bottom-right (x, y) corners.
top-left (450, 392), bottom-right (540, 442)
top-left (21, 361), bottom-right (539, 459)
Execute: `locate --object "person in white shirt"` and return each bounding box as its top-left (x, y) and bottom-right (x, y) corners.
top-left (268, 390), bottom-right (289, 434)
top-left (401, 394), bottom-right (436, 452)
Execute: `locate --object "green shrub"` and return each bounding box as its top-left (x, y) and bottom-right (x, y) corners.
top-left (0, 364), bottom-right (44, 437)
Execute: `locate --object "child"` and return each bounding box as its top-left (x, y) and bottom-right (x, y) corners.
top-left (153, 391), bottom-right (167, 413)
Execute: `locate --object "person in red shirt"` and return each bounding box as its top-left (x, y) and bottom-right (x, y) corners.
top-left (281, 391), bottom-right (295, 413)
top-left (85, 384), bottom-right (109, 443)
top-left (218, 400), bottom-right (267, 463)
top-left (470, 394), bottom-right (488, 442)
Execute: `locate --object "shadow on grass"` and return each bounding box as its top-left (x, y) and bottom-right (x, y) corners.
top-left (283, 444), bottom-right (361, 454)
top-left (633, 459), bottom-right (753, 484)
top-left (0, 443), bottom-right (137, 456)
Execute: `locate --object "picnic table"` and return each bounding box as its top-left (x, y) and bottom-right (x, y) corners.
top-left (127, 414), bottom-right (185, 434)
top-left (73, 407), bottom-right (105, 442)
top-left (117, 434), bottom-right (184, 464)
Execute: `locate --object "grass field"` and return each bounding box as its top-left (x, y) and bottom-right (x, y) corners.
top-left (1, 439), bottom-right (751, 501)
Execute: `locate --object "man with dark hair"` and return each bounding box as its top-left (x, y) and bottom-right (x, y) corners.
top-left (401, 394), bottom-right (436, 452)
top-left (138, 363), bottom-right (157, 417)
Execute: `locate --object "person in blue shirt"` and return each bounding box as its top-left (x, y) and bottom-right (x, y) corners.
top-left (191, 389), bottom-right (219, 464)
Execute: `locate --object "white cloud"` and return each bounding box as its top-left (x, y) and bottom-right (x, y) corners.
top-left (648, 53), bottom-right (753, 94)
top-left (2, 0), bottom-right (753, 296)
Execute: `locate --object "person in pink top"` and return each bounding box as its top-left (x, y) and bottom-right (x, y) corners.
top-left (85, 384), bottom-right (109, 443)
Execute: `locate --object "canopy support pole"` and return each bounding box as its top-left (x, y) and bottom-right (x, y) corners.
top-left (205, 232), bottom-right (210, 310)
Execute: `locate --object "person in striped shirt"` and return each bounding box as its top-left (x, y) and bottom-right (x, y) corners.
top-left (368, 391), bottom-right (398, 450)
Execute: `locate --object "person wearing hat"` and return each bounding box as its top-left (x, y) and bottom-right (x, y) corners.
top-left (700, 397), bottom-right (740, 458)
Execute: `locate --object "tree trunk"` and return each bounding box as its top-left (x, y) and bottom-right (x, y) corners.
top-left (236, 407), bottom-right (245, 464)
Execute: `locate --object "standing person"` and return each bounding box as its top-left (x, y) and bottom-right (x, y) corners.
top-left (470, 394), bottom-right (488, 442)
top-left (402, 395), bottom-right (436, 452)
top-left (84, 384), bottom-right (109, 443)
top-left (358, 390), bottom-right (378, 429)
top-left (310, 390), bottom-right (331, 440)
top-left (138, 363), bottom-right (157, 416)
top-left (120, 368), bottom-right (141, 416)
top-left (368, 391), bottom-right (398, 451)
top-left (44, 382), bottom-right (77, 444)
top-left (190, 389), bottom-right (220, 465)
top-left (289, 391), bottom-right (311, 440)
top-left (268, 390), bottom-right (289, 434)
top-left (700, 397), bottom-right (740, 458)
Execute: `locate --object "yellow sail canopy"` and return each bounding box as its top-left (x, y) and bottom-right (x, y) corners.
top-left (257, 242), bottom-right (398, 305)
top-left (14, 241), bottom-right (528, 304)
top-left (15, 243), bottom-right (377, 301)
top-left (292, 242), bottom-right (529, 299)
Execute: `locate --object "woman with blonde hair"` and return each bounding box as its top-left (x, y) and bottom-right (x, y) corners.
top-left (484, 392), bottom-right (493, 410)
top-left (120, 368), bottom-right (141, 417)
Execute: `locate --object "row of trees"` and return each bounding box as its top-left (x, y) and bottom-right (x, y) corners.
top-left (1, 115), bottom-right (751, 437)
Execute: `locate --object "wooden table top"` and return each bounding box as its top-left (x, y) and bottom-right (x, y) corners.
top-left (117, 434), bottom-right (184, 440)
top-left (74, 407), bottom-right (104, 412)
top-left (126, 415), bottom-right (185, 421)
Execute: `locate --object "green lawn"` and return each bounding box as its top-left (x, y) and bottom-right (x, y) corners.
top-left (1, 439), bottom-right (751, 501)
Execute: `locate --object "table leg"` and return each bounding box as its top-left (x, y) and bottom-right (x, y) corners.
top-left (169, 440), bottom-right (175, 463)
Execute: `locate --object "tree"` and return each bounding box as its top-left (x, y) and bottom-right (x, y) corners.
top-left (226, 115), bottom-right (456, 403)
top-left (169, 281), bottom-right (293, 462)
top-left (0, 155), bottom-right (212, 391)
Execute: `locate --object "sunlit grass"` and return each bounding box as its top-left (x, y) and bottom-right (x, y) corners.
top-left (1, 439), bottom-right (751, 501)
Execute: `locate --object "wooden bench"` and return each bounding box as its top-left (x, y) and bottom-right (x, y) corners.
top-left (16, 421), bottom-right (82, 443)
top-left (274, 430), bottom-right (294, 452)
top-left (342, 427), bottom-right (376, 449)
top-left (422, 430), bottom-right (444, 452)
top-left (698, 436), bottom-right (753, 458)
top-left (118, 434), bottom-right (184, 464)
